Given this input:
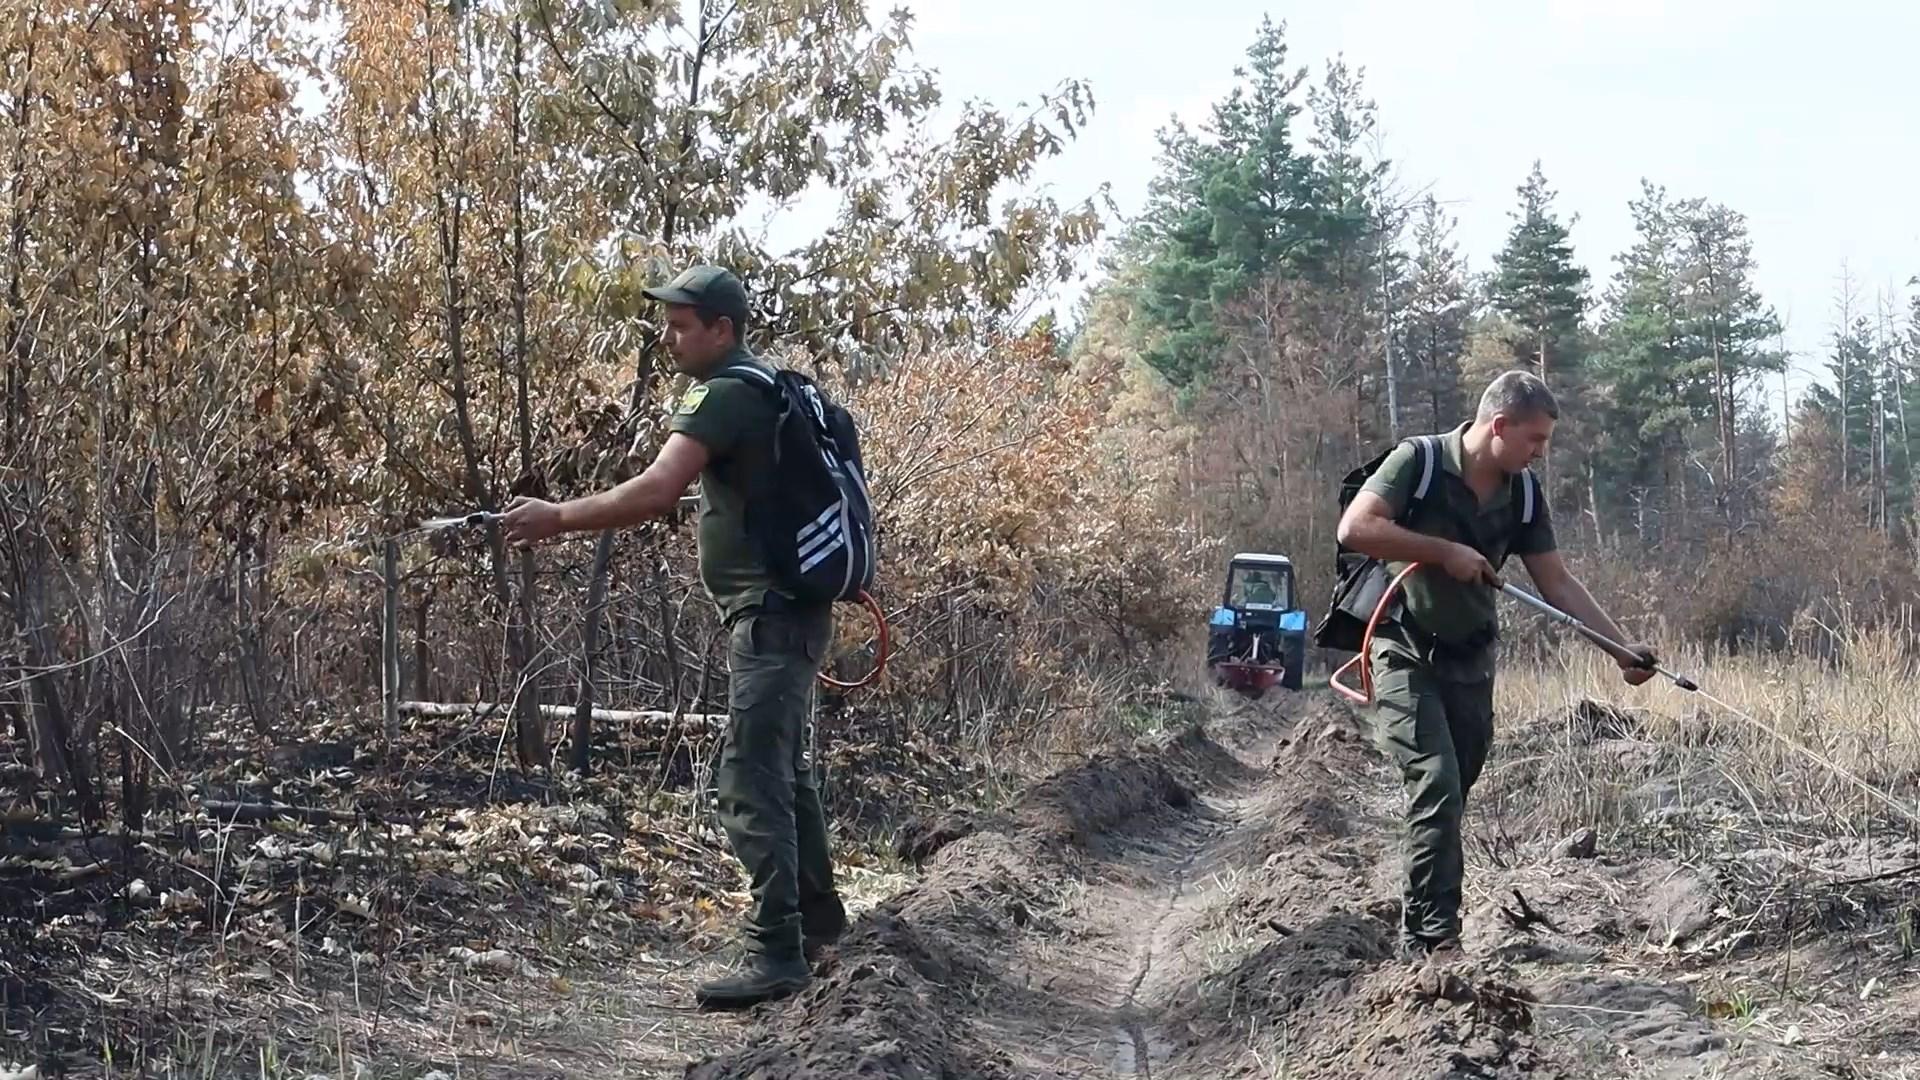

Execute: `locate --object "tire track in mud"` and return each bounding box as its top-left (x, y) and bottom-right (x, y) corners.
top-left (1114, 839), bottom-right (1201, 1079)
top-left (683, 702), bottom-right (1343, 1079)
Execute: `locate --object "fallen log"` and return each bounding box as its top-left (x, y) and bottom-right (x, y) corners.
top-left (397, 701), bottom-right (726, 730)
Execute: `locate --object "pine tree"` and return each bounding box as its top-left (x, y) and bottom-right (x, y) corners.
top-left (1672, 198), bottom-right (1784, 529)
top-left (1897, 289), bottom-right (1920, 524)
top-left (1397, 196), bottom-right (1469, 432)
top-left (1802, 315), bottom-right (1878, 523)
top-left (1490, 162), bottom-right (1589, 385)
top-left (1127, 17), bottom-right (1334, 386)
top-left (1305, 56), bottom-right (1388, 290)
top-left (1305, 56), bottom-right (1398, 438)
top-left (1205, 19), bottom-right (1327, 292)
top-left (1590, 181), bottom-right (1694, 542)
top-left (1489, 161), bottom-right (1592, 527)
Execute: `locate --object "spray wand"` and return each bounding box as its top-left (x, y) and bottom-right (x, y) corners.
top-left (1497, 581), bottom-right (1697, 691)
top-left (416, 511), bottom-right (503, 531)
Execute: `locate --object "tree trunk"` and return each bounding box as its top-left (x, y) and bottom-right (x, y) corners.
top-left (424, 2), bottom-right (545, 768)
top-left (3, 502), bottom-right (99, 824)
top-left (572, 0), bottom-right (724, 753)
top-left (1537, 331), bottom-right (1554, 487)
top-left (509, 16), bottom-right (546, 769)
top-left (1671, 436), bottom-right (1687, 544)
top-left (1840, 325), bottom-right (1851, 490)
top-left (1586, 462), bottom-right (1600, 544)
top-left (234, 553), bottom-right (278, 742)
top-left (4, 8), bottom-right (36, 455)
top-left (653, 558), bottom-right (685, 712)
top-left (1711, 329), bottom-right (1734, 533)
top-left (1380, 225), bottom-right (1399, 441)
top-left (412, 592), bottom-right (432, 701)
top-left (572, 536), bottom-right (612, 774)
top-left (1872, 382), bottom-right (1886, 531)
top-left (1895, 345), bottom-right (1914, 517)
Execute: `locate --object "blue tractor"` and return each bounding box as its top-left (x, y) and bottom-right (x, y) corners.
top-left (1207, 553), bottom-right (1307, 697)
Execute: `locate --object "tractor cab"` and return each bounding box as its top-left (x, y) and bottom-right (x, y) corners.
top-left (1207, 553), bottom-right (1307, 696)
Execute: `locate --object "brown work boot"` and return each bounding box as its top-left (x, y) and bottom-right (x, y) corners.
top-left (693, 952), bottom-right (810, 1011)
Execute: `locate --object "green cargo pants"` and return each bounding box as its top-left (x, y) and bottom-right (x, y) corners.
top-left (713, 604), bottom-right (843, 961)
top-left (1367, 635), bottom-right (1495, 948)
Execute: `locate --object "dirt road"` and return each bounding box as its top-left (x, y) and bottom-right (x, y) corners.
top-left (682, 692), bottom-right (1851, 1079)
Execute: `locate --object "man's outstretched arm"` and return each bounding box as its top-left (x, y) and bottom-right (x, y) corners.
top-left (1519, 549), bottom-right (1657, 685)
top-left (503, 434), bottom-right (710, 543)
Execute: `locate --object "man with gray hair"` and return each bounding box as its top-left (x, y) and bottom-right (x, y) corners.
top-left (1333, 369), bottom-right (1656, 957)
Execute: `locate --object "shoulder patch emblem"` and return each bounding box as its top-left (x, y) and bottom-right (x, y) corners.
top-left (677, 384), bottom-right (709, 414)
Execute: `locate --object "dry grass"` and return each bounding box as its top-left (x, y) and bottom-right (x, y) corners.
top-left (1495, 620), bottom-right (1920, 841)
top-left (26, 624), bottom-right (1918, 1079)
top-left (1185, 865), bottom-right (1268, 981)
top-left (1457, 621), bottom-right (1920, 1074)
top-left (44, 921), bottom-right (749, 1080)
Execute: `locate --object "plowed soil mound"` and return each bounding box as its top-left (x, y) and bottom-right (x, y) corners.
top-left (684, 696), bottom-right (1844, 1079)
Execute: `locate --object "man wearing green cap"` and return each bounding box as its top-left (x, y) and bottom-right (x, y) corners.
top-left (502, 264), bottom-right (846, 1009)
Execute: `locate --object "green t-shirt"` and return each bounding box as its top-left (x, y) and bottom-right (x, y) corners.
top-left (1358, 424), bottom-right (1556, 681)
top-left (666, 347), bottom-right (787, 622)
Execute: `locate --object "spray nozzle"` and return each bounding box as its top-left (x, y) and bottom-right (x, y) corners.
top-left (416, 510), bottom-right (505, 533)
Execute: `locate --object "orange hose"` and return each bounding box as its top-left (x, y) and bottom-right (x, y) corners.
top-left (1329, 562), bottom-right (1423, 706)
top-left (818, 589), bottom-right (888, 692)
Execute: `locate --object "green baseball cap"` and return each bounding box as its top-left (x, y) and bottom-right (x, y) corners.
top-left (641, 264), bottom-right (749, 327)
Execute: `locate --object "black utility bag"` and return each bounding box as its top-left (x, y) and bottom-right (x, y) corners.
top-left (711, 361), bottom-right (877, 604)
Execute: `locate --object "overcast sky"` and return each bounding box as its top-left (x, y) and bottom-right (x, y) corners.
top-left (871, 0), bottom-right (1918, 405)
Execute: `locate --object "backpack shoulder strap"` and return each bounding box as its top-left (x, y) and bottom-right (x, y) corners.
top-left (1410, 435), bottom-right (1441, 504)
top-left (1514, 466), bottom-right (1537, 526)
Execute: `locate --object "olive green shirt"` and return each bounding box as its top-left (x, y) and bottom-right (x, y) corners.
top-left (1359, 424), bottom-right (1556, 681)
top-left (667, 346), bottom-right (787, 623)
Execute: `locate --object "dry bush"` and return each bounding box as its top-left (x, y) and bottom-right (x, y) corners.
top-left (1539, 519), bottom-right (1920, 665)
top-left (821, 332), bottom-right (1213, 751)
